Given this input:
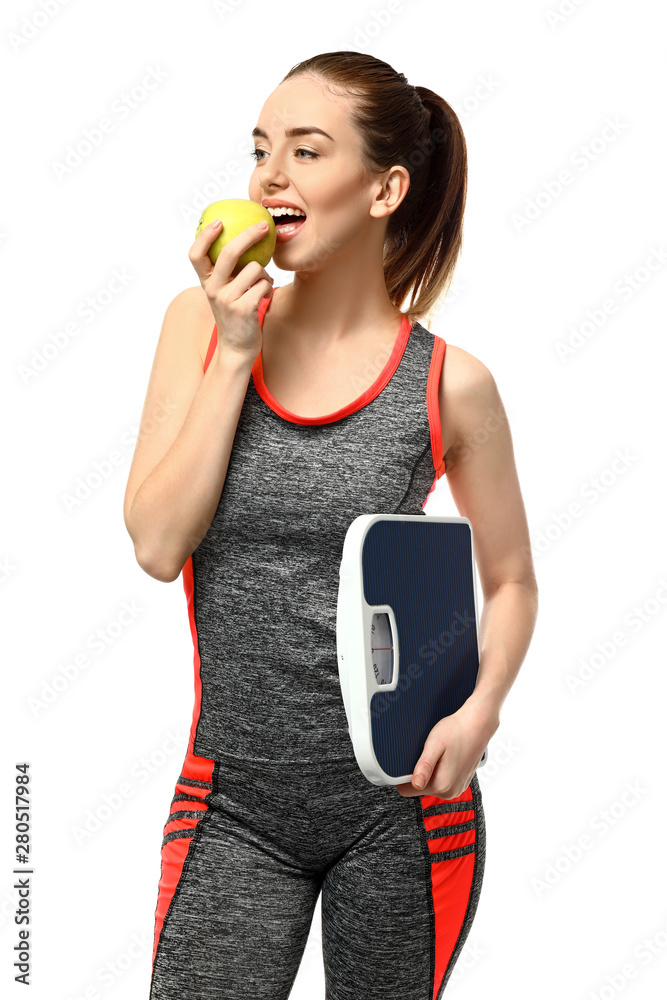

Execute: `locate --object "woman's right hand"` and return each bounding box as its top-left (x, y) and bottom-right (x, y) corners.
top-left (188, 218), bottom-right (275, 363)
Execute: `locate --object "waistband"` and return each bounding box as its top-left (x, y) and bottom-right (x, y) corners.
top-left (210, 747), bottom-right (360, 775)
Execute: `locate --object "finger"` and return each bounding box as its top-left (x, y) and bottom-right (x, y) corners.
top-left (429, 753), bottom-right (455, 797)
top-left (223, 259), bottom-right (274, 302)
top-left (188, 219), bottom-right (223, 283)
top-left (394, 780), bottom-right (420, 797)
top-left (212, 221), bottom-right (272, 282)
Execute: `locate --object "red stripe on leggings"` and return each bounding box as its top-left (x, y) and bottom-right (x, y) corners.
top-left (150, 559), bottom-right (216, 974)
top-left (419, 785), bottom-right (477, 1000)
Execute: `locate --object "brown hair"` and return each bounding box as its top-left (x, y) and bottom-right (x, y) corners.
top-left (280, 51), bottom-right (467, 327)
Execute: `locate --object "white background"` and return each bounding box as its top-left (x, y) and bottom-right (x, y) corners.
top-left (2, 1), bottom-right (666, 998)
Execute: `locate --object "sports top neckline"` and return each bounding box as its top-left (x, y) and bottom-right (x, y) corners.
top-left (250, 287), bottom-right (413, 426)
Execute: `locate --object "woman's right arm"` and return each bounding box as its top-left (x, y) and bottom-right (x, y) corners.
top-left (123, 217), bottom-right (274, 582)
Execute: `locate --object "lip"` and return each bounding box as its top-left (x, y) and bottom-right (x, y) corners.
top-left (273, 216), bottom-right (307, 244)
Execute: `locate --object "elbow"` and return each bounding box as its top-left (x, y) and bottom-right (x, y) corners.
top-left (521, 578), bottom-right (539, 621)
top-left (134, 544), bottom-right (182, 583)
top-left (124, 512), bottom-right (183, 583)
top-left (147, 561), bottom-right (183, 584)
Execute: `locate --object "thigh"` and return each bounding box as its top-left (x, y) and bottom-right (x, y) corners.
top-left (321, 772), bottom-right (486, 1000)
top-left (150, 762), bottom-right (322, 1000)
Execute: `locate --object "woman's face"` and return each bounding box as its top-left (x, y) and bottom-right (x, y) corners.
top-left (248, 75), bottom-right (390, 274)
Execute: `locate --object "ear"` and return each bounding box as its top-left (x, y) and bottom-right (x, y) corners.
top-left (370, 164), bottom-right (411, 220)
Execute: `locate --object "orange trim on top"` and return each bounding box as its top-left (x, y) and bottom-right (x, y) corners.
top-left (204, 291), bottom-right (414, 427)
top-left (427, 333), bottom-right (447, 476)
top-left (181, 555), bottom-right (206, 758)
top-left (203, 326), bottom-right (217, 372)
top-left (250, 287), bottom-right (412, 425)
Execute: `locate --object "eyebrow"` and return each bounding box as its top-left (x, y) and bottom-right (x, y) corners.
top-left (252, 125), bottom-right (334, 141)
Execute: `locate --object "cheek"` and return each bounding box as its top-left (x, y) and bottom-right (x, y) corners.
top-left (319, 169), bottom-right (362, 211)
top-left (310, 177), bottom-right (368, 235)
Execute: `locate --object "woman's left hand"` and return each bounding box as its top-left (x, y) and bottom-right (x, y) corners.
top-left (394, 699), bottom-right (500, 799)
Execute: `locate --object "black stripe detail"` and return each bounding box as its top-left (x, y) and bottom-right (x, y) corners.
top-left (167, 809), bottom-right (208, 822)
top-left (177, 774), bottom-right (212, 789)
top-left (172, 792), bottom-right (208, 804)
top-left (426, 819), bottom-right (476, 839)
top-left (161, 828), bottom-right (197, 848)
top-left (430, 842), bottom-right (476, 862)
top-left (422, 799), bottom-right (475, 817)
top-left (153, 761), bottom-right (220, 976)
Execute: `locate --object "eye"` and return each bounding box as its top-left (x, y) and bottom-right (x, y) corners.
top-left (250, 148), bottom-right (319, 161)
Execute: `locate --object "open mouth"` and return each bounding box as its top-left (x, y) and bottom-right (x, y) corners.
top-left (271, 212), bottom-right (307, 233)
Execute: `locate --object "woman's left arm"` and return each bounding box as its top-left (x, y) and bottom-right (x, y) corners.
top-left (398, 348), bottom-right (539, 798)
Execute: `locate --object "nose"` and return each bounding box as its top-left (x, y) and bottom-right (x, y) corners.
top-left (260, 177), bottom-right (288, 197)
top-left (256, 150), bottom-right (291, 193)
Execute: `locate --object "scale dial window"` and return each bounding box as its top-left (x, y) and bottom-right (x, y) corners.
top-left (371, 612), bottom-right (394, 685)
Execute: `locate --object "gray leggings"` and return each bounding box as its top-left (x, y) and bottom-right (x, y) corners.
top-left (149, 745), bottom-right (486, 999)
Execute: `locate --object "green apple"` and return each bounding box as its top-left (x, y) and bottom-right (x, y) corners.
top-left (195, 199), bottom-right (276, 273)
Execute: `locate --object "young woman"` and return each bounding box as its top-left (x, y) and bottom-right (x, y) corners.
top-left (124, 51), bottom-right (538, 1000)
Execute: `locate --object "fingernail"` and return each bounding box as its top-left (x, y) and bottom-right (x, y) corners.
top-left (258, 221), bottom-right (268, 230)
top-left (413, 773), bottom-right (425, 789)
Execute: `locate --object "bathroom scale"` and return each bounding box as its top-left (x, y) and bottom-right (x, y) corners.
top-left (336, 514), bottom-right (489, 787)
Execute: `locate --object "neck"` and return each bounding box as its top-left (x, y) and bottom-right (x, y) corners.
top-left (275, 239), bottom-right (403, 351)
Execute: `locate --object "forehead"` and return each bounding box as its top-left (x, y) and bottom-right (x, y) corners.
top-left (256, 76), bottom-right (355, 141)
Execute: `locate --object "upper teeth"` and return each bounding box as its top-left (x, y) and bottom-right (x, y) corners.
top-left (266, 207), bottom-right (306, 217)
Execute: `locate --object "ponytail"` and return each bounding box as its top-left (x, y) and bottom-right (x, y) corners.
top-left (282, 52), bottom-right (468, 326)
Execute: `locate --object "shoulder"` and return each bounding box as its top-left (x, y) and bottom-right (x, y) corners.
top-left (411, 321), bottom-right (495, 396)
top-left (171, 285), bottom-right (216, 367)
top-left (437, 341), bottom-right (502, 465)
top-left (441, 342), bottom-right (496, 396)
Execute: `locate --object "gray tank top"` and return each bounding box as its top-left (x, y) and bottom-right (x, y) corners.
top-left (182, 288), bottom-right (448, 765)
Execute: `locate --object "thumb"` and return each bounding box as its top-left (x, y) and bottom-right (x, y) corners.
top-left (412, 756), bottom-right (434, 790)
top-left (412, 731), bottom-right (446, 789)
